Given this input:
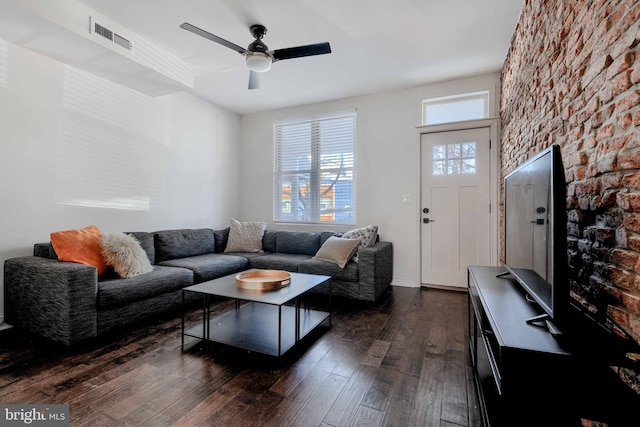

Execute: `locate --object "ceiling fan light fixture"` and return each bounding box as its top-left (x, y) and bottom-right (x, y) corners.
top-left (246, 52), bottom-right (272, 72)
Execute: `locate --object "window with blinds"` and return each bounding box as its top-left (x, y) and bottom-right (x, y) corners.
top-left (273, 111), bottom-right (356, 224)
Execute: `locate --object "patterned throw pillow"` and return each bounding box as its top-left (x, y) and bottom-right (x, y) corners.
top-left (50, 225), bottom-right (108, 275)
top-left (224, 218), bottom-right (267, 253)
top-left (341, 225), bottom-right (378, 262)
top-left (100, 232), bottom-right (153, 278)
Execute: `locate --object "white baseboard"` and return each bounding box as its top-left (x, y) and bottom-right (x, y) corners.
top-left (421, 283), bottom-right (467, 292)
top-left (391, 278), bottom-right (420, 288)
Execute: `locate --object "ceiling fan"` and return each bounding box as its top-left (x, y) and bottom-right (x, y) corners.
top-left (180, 22), bottom-right (332, 90)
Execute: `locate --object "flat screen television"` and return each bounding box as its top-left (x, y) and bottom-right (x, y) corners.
top-left (503, 144), bottom-right (568, 334)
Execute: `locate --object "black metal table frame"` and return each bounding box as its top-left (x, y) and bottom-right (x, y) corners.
top-left (181, 278), bottom-right (331, 357)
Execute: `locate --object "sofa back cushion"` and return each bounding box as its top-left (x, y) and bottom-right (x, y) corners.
top-left (213, 228), bottom-right (230, 253)
top-left (34, 243), bottom-right (57, 259)
top-left (125, 232), bottom-right (155, 264)
top-left (262, 230), bottom-right (278, 253)
top-left (154, 228), bottom-right (215, 262)
top-left (320, 230), bottom-right (340, 245)
top-left (276, 231), bottom-right (321, 256)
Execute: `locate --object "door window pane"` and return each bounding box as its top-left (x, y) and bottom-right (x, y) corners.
top-left (433, 142), bottom-right (477, 176)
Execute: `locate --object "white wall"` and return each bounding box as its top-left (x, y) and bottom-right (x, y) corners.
top-left (240, 73), bottom-right (501, 287)
top-left (0, 42), bottom-right (241, 322)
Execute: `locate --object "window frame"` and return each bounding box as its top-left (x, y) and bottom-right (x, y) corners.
top-left (273, 111), bottom-right (356, 225)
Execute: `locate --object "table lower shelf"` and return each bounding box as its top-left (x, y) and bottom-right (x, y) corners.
top-left (184, 302), bottom-right (330, 356)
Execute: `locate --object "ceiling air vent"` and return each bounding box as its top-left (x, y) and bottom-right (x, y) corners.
top-left (90, 17), bottom-right (133, 52)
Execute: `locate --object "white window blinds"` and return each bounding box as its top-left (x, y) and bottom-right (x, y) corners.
top-left (274, 111), bottom-right (356, 224)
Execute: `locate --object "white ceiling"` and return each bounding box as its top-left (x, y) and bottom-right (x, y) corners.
top-left (4, 0), bottom-right (524, 115)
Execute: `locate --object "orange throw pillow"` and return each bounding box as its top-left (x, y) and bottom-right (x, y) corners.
top-left (50, 225), bottom-right (108, 276)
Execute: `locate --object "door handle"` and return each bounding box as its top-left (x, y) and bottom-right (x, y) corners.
top-left (423, 218), bottom-right (435, 224)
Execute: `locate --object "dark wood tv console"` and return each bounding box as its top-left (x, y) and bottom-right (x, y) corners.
top-left (467, 265), bottom-right (573, 426)
top-left (468, 265), bottom-right (640, 426)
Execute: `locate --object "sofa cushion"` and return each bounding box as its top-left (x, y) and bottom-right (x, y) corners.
top-left (97, 265), bottom-right (194, 308)
top-left (33, 242), bottom-right (57, 259)
top-left (213, 228), bottom-right (230, 253)
top-left (100, 232), bottom-right (153, 279)
top-left (320, 231), bottom-right (340, 245)
top-left (299, 258), bottom-right (359, 282)
top-left (125, 232), bottom-right (155, 264)
top-left (154, 228), bottom-right (215, 262)
top-left (276, 231), bottom-right (321, 256)
top-left (250, 253), bottom-right (313, 272)
top-left (50, 225), bottom-right (108, 276)
top-left (262, 230), bottom-right (278, 253)
top-left (158, 253), bottom-right (249, 282)
top-left (222, 252), bottom-right (270, 260)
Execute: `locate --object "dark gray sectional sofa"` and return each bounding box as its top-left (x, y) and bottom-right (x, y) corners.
top-left (4, 227), bottom-right (393, 346)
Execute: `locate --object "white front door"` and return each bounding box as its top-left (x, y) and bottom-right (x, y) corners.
top-left (420, 127), bottom-right (491, 288)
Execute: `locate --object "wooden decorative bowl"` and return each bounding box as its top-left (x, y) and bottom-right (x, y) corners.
top-left (235, 270), bottom-right (291, 291)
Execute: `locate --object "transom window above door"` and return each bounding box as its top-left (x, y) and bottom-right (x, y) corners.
top-left (422, 91), bottom-right (490, 126)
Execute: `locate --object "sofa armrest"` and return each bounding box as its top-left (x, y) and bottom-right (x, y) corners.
top-left (4, 256), bottom-right (98, 346)
top-left (357, 241), bottom-right (393, 300)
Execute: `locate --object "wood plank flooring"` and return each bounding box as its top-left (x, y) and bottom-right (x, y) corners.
top-left (0, 286), bottom-right (482, 427)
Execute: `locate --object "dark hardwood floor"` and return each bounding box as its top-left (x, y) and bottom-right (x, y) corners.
top-left (0, 286), bottom-right (481, 427)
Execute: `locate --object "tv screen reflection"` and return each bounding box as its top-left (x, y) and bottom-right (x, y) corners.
top-left (504, 153), bottom-right (552, 284)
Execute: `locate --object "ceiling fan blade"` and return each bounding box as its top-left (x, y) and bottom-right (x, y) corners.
top-left (271, 42), bottom-right (331, 62)
top-left (180, 23), bottom-right (247, 55)
top-left (248, 70), bottom-right (261, 90)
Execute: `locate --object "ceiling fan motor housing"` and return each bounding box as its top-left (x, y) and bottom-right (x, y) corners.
top-left (250, 24), bottom-right (267, 40)
top-left (248, 25), bottom-right (269, 53)
top-left (248, 39), bottom-right (268, 53)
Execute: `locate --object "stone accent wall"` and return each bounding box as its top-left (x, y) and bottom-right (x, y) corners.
top-left (500, 0), bottom-right (640, 392)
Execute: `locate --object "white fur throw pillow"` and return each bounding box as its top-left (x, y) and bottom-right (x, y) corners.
top-left (224, 218), bottom-right (267, 253)
top-left (100, 232), bottom-right (153, 278)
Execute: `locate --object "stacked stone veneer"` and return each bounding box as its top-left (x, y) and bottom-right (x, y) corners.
top-left (501, 0), bottom-right (640, 392)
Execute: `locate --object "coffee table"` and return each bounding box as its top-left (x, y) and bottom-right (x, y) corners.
top-left (181, 270), bottom-right (331, 356)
